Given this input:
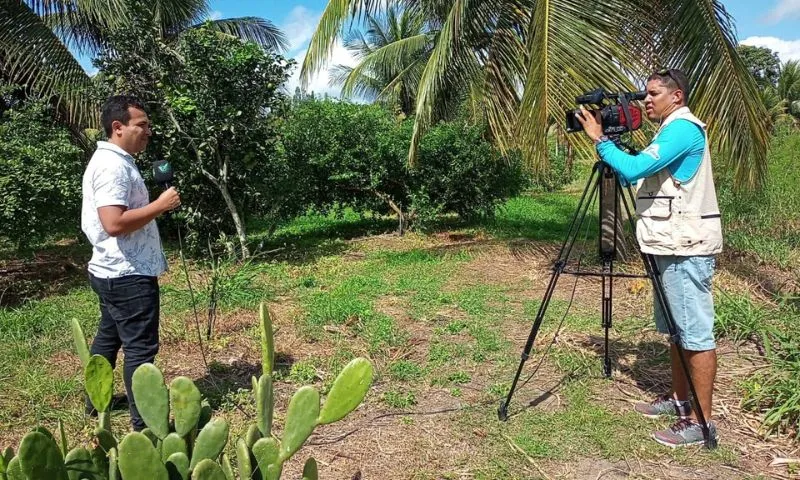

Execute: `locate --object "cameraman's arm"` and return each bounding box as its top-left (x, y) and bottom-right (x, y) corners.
top-left (596, 120), bottom-right (704, 183)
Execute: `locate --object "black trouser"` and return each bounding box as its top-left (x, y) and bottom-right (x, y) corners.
top-left (88, 273), bottom-right (160, 431)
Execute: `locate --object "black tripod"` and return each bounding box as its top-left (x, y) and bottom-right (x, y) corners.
top-left (497, 150), bottom-right (717, 449)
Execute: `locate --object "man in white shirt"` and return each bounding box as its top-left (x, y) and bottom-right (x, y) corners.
top-left (81, 95), bottom-right (180, 430)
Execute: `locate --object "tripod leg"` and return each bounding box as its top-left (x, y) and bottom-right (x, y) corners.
top-left (499, 165), bottom-right (602, 421)
top-left (499, 264), bottom-right (564, 420)
top-left (602, 260), bottom-right (613, 378)
top-left (619, 184), bottom-right (717, 449)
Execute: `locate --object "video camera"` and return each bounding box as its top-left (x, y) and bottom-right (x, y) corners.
top-left (565, 89), bottom-right (646, 135)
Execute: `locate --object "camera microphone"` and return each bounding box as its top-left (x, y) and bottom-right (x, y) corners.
top-left (152, 159), bottom-right (175, 189)
top-left (627, 91), bottom-right (647, 101)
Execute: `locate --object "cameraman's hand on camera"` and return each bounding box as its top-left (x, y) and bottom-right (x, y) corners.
top-left (575, 106), bottom-right (603, 143)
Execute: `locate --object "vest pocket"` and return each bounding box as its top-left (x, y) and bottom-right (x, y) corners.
top-left (636, 195), bottom-right (673, 218)
top-left (679, 215), bottom-right (723, 250)
top-left (636, 196), bottom-right (673, 244)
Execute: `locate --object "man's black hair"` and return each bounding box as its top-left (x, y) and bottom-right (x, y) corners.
top-left (648, 69), bottom-right (691, 104)
top-left (101, 95), bottom-right (146, 137)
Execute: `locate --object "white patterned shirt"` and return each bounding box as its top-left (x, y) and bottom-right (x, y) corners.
top-left (81, 141), bottom-right (167, 278)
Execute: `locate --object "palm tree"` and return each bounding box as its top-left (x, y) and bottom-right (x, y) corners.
top-left (776, 60), bottom-right (800, 120)
top-left (0, 0), bottom-right (287, 128)
top-left (302, 0), bottom-right (770, 188)
top-left (329, 5), bottom-right (431, 117)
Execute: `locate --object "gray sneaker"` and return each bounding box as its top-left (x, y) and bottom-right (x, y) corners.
top-left (634, 394), bottom-right (691, 419)
top-left (652, 418), bottom-right (718, 448)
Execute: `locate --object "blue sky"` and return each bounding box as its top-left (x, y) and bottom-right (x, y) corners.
top-left (78, 0), bottom-right (800, 95)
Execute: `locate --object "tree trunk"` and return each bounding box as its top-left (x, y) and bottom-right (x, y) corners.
top-left (373, 191), bottom-right (407, 235)
top-left (199, 164), bottom-right (250, 259)
top-left (218, 181), bottom-right (250, 259)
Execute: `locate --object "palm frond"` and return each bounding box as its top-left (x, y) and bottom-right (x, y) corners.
top-left (408, 0), bottom-right (474, 165)
top-left (340, 33), bottom-right (429, 96)
top-left (300, 0), bottom-right (383, 87)
top-left (200, 17), bottom-right (289, 52)
top-left (150, 0), bottom-right (207, 32)
top-left (40, 10), bottom-right (106, 56)
top-left (342, 29), bottom-right (375, 59)
top-left (656, 0), bottom-right (770, 188)
top-left (475, 0), bottom-right (530, 153)
top-left (517, 0), bottom-right (646, 172)
top-left (777, 60), bottom-right (800, 102)
top-left (329, 64), bottom-right (386, 101)
top-left (25, 0), bottom-right (130, 29)
top-left (0, 0), bottom-right (96, 126)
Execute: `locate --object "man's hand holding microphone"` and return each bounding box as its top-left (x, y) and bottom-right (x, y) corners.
top-left (152, 159), bottom-right (181, 216)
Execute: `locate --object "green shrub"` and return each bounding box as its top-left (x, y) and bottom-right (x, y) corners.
top-left (409, 121), bottom-right (528, 226)
top-left (280, 100), bottom-right (528, 231)
top-left (0, 87), bottom-right (85, 249)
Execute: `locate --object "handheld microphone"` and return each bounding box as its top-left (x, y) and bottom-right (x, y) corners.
top-left (152, 159), bottom-right (174, 189)
top-left (152, 160), bottom-right (178, 216)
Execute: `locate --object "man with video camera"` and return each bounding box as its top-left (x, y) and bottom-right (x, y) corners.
top-left (81, 95), bottom-right (181, 430)
top-left (575, 69), bottom-right (722, 447)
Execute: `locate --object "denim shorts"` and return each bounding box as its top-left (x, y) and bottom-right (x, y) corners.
top-left (652, 255), bottom-right (716, 351)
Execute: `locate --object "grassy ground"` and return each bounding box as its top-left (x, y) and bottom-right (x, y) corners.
top-left (1, 133), bottom-right (799, 478)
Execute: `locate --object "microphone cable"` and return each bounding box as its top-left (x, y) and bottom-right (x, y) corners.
top-left (173, 217), bottom-right (209, 370)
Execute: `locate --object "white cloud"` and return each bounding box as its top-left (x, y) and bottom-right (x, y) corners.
top-left (208, 10), bottom-right (223, 20)
top-left (761, 0), bottom-right (800, 23)
top-left (282, 6), bottom-right (322, 55)
top-left (741, 36), bottom-right (800, 62)
top-left (284, 41), bottom-right (359, 99)
top-left (276, 7), bottom-right (359, 99)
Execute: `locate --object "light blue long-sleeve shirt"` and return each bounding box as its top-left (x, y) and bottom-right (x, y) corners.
top-left (596, 119), bottom-right (706, 184)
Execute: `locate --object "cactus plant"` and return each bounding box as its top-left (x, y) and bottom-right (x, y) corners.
top-left (18, 431), bottom-right (68, 480)
top-left (302, 458), bottom-right (318, 480)
top-left (64, 446), bottom-right (97, 480)
top-left (57, 419), bottom-right (69, 458)
top-left (132, 364), bottom-right (171, 439)
top-left (70, 317), bottom-right (91, 368)
top-left (220, 454), bottom-right (235, 480)
top-left (164, 452), bottom-right (189, 480)
top-left (118, 432), bottom-right (168, 480)
top-left (318, 358), bottom-right (373, 424)
top-left (18, 302), bottom-right (376, 480)
top-left (108, 447), bottom-right (119, 480)
top-left (231, 302), bottom-right (375, 479)
top-left (169, 377), bottom-right (202, 437)
top-left (256, 374), bottom-right (273, 437)
top-left (259, 303), bottom-right (275, 376)
top-left (86, 354), bottom-right (115, 431)
top-left (234, 438), bottom-right (253, 480)
top-left (192, 459), bottom-right (226, 480)
top-left (189, 418), bottom-right (229, 470)
top-left (91, 427), bottom-right (117, 476)
top-left (280, 387), bottom-right (320, 460)
top-left (6, 456), bottom-right (23, 480)
top-left (251, 437), bottom-right (279, 476)
top-left (161, 433), bottom-right (187, 461)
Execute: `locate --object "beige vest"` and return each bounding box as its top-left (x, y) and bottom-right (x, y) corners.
top-left (635, 107), bottom-right (723, 256)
